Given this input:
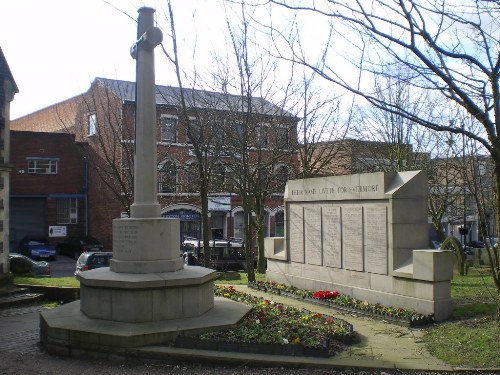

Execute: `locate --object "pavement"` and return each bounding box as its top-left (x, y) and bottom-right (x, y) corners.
top-left (0, 284), bottom-right (495, 374)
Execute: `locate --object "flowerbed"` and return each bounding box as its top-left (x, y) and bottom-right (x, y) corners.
top-left (249, 281), bottom-right (434, 327)
top-left (175, 285), bottom-right (356, 357)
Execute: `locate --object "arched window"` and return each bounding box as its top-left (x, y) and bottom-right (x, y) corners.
top-left (234, 211), bottom-right (245, 240)
top-left (158, 160), bottom-right (178, 193)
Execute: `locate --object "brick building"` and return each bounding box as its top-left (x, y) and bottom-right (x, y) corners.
top-left (0, 48), bottom-right (17, 277)
top-left (12, 77), bottom-right (298, 249)
top-left (9, 131), bottom-right (89, 247)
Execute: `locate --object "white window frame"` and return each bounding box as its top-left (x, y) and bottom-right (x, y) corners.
top-left (255, 124), bottom-right (269, 147)
top-left (88, 113), bottom-right (97, 136)
top-left (276, 127), bottom-right (289, 149)
top-left (158, 160), bottom-right (178, 194)
top-left (27, 158), bottom-right (58, 174)
top-left (187, 117), bottom-right (201, 145)
top-left (160, 115), bottom-right (178, 143)
top-left (57, 198), bottom-right (78, 224)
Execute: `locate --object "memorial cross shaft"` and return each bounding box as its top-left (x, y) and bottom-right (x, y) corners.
top-left (130, 7), bottom-right (163, 219)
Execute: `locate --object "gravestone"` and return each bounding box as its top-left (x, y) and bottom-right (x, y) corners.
top-left (265, 171), bottom-right (454, 321)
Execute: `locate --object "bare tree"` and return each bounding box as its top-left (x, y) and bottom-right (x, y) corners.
top-left (213, 1), bottom-right (301, 278)
top-left (265, 0), bottom-right (500, 299)
top-left (294, 71), bottom-right (349, 179)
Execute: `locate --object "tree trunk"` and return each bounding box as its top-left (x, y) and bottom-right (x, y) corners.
top-left (243, 206), bottom-right (255, 283)
top-left (200, 184), bottom-right (211, 269)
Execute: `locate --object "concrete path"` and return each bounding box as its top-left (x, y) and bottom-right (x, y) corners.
top-left (230, 285), bottom-right (452, 371)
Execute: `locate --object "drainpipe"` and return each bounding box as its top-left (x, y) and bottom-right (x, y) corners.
top-left (84, 157), bottom-right (88, 236)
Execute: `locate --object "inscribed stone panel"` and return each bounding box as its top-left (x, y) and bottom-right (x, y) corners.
top-left (289, 204), bottom-right (305, 263)
top-left (304, 205), bottom-right (322, 265)
top-left (364, 206), bottom-right (388, 275)
top-left (113, 220), bottom-right (139, 257)
top-left (322, 206), bottom-right (341, 268)
top-left (342, 206), bottom-right (364, 271)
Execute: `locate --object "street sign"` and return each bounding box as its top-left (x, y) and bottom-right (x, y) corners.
top-left (208, 196), bottom-right (231, 211)
top-left (49, 226), bottom-right (67, 237)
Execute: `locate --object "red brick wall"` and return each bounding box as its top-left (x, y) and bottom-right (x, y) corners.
top-left (10, 131), bottom-right (85, 195)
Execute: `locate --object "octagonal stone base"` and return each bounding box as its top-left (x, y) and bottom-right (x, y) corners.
top-left (78, 266), bottom-right (218, 323)
top-left (40, 296), bottom-right (251, 354)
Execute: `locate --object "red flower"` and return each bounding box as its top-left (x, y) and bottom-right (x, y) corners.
top-left (313, 290), bottom-right (340, 300)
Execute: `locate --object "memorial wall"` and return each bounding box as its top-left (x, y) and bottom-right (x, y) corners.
top-left (265, 171), bottom-right (454, 321)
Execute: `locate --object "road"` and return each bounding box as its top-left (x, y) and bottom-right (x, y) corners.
top-left (49, 255), bottom-right (76, 277)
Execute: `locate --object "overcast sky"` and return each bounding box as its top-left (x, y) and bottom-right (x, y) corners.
top-left (1, 0), bottom-right (231, 119)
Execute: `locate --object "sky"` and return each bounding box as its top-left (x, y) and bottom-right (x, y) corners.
top-left (1, 0), bottom-right (231, 120)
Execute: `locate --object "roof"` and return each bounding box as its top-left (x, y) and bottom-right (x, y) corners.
top-left (0, 47), bottom-right (19, 94)
top-left (94, 77), bottom-right (294, 118)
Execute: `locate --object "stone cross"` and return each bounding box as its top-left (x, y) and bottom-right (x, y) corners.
top-left (130, 7), bottom-right (163, 219)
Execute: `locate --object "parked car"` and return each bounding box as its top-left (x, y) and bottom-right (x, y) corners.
top-left (467, 240), bottom-right (484, 248)
top-left (18, 235), bottom-right (56, 261)
top-left (75, 251), bottom-right (113, 275)
top-left (484, 237), bottom-right (498, 249)
top-left (9, 253), bottom-right (51, 277)
top-left (431, 240), bottom-right (441, 250)
top-left (56, 236), bottom-right (104, 259)
top-left (182, 237), bottom-right (252, 271)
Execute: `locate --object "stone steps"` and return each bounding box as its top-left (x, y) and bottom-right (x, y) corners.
top-left (0, 284), bottom-right (44, 308)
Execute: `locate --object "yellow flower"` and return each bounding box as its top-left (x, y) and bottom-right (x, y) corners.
top-left (292, 337), bottom-right (300, 344)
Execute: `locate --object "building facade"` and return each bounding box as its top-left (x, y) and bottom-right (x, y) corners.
top-left (12, 77), bottom-right (298, 249)
top-left (0, 48), bottom-right (17, 277)
top-left (9, 131), bottom-right (88, 247)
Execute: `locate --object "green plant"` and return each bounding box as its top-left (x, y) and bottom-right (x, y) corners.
top-left (215, 271), bottom-right (266, 285)
top-left (425, 318), bottom-right (500, 368)
top-left (14, 276), bottom-right (79, 288)
top-left (250, 281), bottom-right (429, 324)
top-left (200, 285), bottom-right (355, 355)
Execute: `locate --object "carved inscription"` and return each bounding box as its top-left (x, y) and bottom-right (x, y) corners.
top-left (342, 206), bottom-right (364, 271)
top-left (304, 205), bottom-right (322, 266)
top-left (322, 206), bottom-right (341, 268)
top-left (289, 204), bottom-right (305, 263)
top-left (364, 206), bottom-right (388, 274)
top-left (113, 222), bottom-right (139, 256)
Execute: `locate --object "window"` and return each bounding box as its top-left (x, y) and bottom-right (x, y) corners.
top-left (186, 162), bottom-right (199, 193)
top-left (27, 158), bottom-right (58, 174)
top-left (57, 198), bottom-right (78, 224)
top-left (276, 127), bottom-right (289, 148)
top-left (158, 161), bottom-right (178, 193)
top-left (211, 163), bottom-right (226, 192)
top-left (211, 122), bottom-right (224, 145)
top-left (275, 211), bottom-right (284, 237)
top-left (160, 115), bottom-right (177, 143)
top-left (275, 165), bottom-right (289, 191)
top-left (187, 118), bottom-right (201, 144)
top-left (88, 113), bottom-right (97, 136)
top-left (255, 124), bottom-right (269, 147)
top-left (234, 211), bottom-right (245, 240)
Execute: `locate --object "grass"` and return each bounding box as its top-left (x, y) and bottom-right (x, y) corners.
top-left (14, 276), bottom-right (79, 288)
top-left (13, 271), bottom-right (266, 288)
top-left (425, 318), bottom-right (500, 368)
top-left (424, 267), bottom-right (500, 368)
